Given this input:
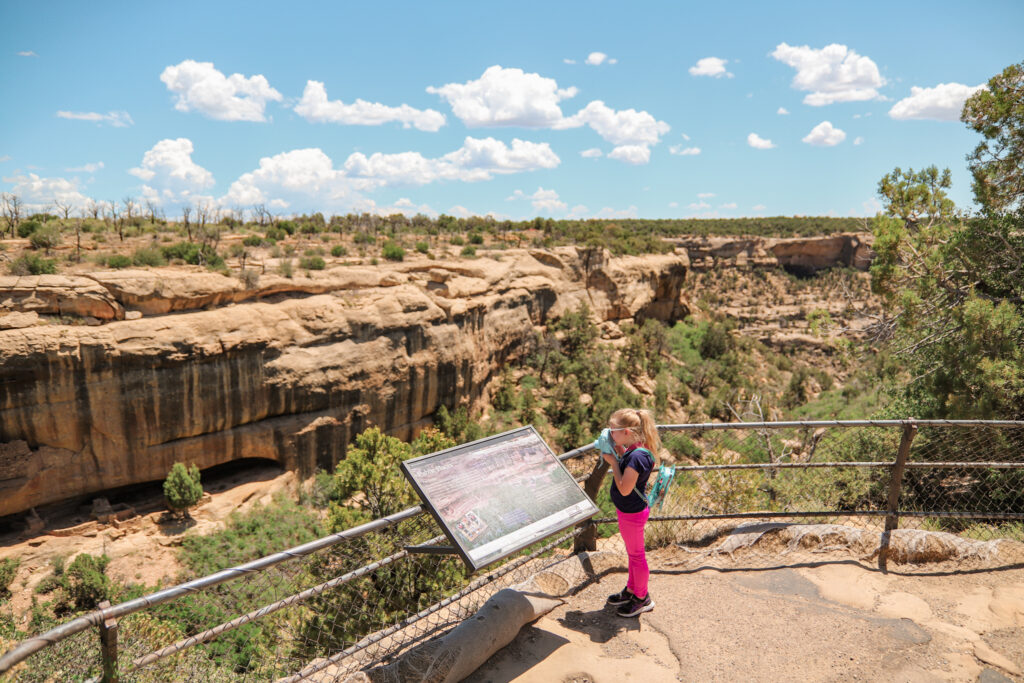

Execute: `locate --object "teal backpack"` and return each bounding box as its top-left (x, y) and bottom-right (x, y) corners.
top-left (594, 428), bottom-right (677, 510)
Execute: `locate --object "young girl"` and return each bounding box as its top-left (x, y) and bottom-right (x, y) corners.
top-left (602, 408), bottom-right (660, 618)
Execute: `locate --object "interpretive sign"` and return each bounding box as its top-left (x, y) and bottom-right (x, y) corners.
top-left (401, 425), bottom-right (599, 571)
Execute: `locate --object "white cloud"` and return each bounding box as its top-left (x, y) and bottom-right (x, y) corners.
top-left (429, 66), bottom-right (666, 159)
top-left (777, 107), bottom-right (790, 115)
top-left (221, 148), bottom-right (367, 210)
top-left (586, 52), bottom-right (617, 66)
top-left (129, 138), bottom-right (215, 206)
top-left (580, 148), bottom-right (603, 158)
top-left (561, 100), bottom-right (670, 159)
top-left (888, 82), bottom-right (986, 121)
top-left (294, 80), bottom-right (446, 131)
top-left (668, 201), bottom-right (679, 208)
top-left (852, 112), bottom-right (872, 119)
top-left (853, 136), bottom-right (864, 145)
top-left (567, 204), bottom-right (589, 218)
top-left (344, 136), bottom-right (560, 186)
top-left (65, 161), bottom-right (104, 173)
top-left (752, 204), bottom-right (767, 211)
top-left (448, 205), bottom-right (473, 218)
top-left (160, 59), bottom-right (282, 122)
top-left (689, 57), bottom-right (733, 78)
top-left (2, 173), bottom-right (92, 211)
top-left (353, 197), bottom-right (436, 218)
top-left (697, 192), bottom-right (716, 198)
top-left (57, 110), bottom-right (133, 127)
top-left (0, 155), bottom-right (10, 163)
top-left (595, 205), bottom-right (638, 219)
top-left (669, 145), bottom-right (701, 155)
top-left (771, 43), bottom-right (886, 105)
top-left (747, 133), bottom-right (776, 149)
top-left (720, 202), bottom-right (738, 209)
top-left (508, 186), bottom-right (567, 213)
top-left (802, 120), bottom-right (846, 146)
top-left (607, 145), bottom-right (650, 164)
top-left (681, 133), bottom-right (691, 141)
top-left (427, 65), bottom-right (578, 128)
top-left (17, 51), bottom-right (37, 57)
top-left (688, 201), bottom-right (711, 210)
top-left (563, 58), bottom-right (577, 65)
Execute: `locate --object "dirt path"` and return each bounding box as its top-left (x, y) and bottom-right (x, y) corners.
top-left (470, 550), bottom-right (1024, 683)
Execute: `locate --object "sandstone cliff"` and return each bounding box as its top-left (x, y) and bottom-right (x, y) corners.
top-left (0, 248), bottom-right (689, 518)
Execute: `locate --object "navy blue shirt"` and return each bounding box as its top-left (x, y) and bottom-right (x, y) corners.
top-left (610, 446), bottom-right (654, 513)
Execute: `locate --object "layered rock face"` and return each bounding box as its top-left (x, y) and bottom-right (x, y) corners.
top-left (0, 248), bottom-right (689, 518)
top-left (670, 233), bottom-right (873, 274)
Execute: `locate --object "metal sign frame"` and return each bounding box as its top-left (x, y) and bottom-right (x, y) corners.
top-left (400, 425), bottom-right (599, 572)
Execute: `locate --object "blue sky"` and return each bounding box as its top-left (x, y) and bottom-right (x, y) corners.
top-left (2, 0), bottom-right (1021, 221)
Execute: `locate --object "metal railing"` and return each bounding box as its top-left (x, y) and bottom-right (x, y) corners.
top-left (2, 420), bottom-right (1022, 681)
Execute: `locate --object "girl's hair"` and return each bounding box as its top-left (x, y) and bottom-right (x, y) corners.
top-left (609, 408), bottom-right (661, 460)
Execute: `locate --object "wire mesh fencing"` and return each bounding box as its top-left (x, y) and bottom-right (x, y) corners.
top-left (2, 420), bottom-right (1022, 682)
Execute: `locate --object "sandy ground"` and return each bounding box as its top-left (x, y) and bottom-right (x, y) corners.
top-left (469, 550), bottom-right (1024, 683)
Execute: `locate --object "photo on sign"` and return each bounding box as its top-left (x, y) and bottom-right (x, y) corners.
top-left (401, 426), bottom-right (599, 571)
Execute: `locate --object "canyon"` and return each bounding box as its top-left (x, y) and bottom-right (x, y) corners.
top-left (0, 234), bottom-right (871, 521)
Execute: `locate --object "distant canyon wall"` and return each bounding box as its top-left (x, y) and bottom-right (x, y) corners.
top-left (0, 235), bottom-right (872, 519)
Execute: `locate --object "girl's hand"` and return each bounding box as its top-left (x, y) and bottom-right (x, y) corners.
top-left (602, 451), bottom-right (617, 466)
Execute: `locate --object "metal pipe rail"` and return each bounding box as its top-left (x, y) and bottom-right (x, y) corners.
top-left (3, 419), bottom-right (1022, 679)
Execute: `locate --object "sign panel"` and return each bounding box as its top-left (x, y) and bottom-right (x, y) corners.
top-left (401, 425), bottom-right (599, 571)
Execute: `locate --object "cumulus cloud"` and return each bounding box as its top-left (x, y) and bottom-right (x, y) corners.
top-left (561, 100), bottom-right (670, 160)
top-left (507, 186), bottom-right (567, 213)
top-left (888, 82), bottom-right (986, 121)
top-left (586, 52), bottom-right (617, 66)
top-left (294, 80), bottom-right (446, 131)
top-left (771, 43), bottom-right (886, 105)
top-left (129, 138), bottom-right (215, 205)
top-left (352, 197), bottom-right (436, 218)
top-left (427, 65), bottom-right (578, 128)
top-left (720, 202), bottom-right (738, 209)
top-left (689, 57), bottom-right (733, 78)
top-left (697, 192), bottom-right (715, 198)
top-left (160, 60), bottom-right (283, 122)
top-left (669, 145), bottom-right (701, 155)
top-left (594, 205), bottom-right (638, 219)
top-left (57, 110), bottom-right (133, 127)
top-left (802, 121), bottom-right (846, 146)
top-left (752, 204), bottom-right (767, 211)
top-left (580, 148), bottom-right (603, 158)
top-left (608, 145), bottom-right (650, 164)
top-left (221, 148), bottom-right (368, 210)
top-left (777, 107), bottom-right (790, 115)
top-left (65, 161), bottom-right (104, 173)
top-left (2, 173), bottom-right (92, 211)
top-left (429, 66), bottom-right (668, 162)
top-left (747, 133), bottom-right (776, 149)
top-left (563, 58), bottom-right (577, 65)
top-left (17, 51), bottom-right (37, 57)
top-left (688, 201), bottom-right (711, 210)
top-left (854, 136), bottom-right (864, 145)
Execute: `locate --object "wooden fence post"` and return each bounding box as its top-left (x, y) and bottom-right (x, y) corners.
top-left (879, 422), bottom-right (917, 571)
top-left (574, 458), bottom-right (610, 553)
top-left (97, 599), bottom-right (119, 683)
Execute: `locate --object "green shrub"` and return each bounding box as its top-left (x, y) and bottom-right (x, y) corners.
top-left (460, 245), bottom-right (476, 257)
top-left (450, 235), bottom-right (464, 246)
top-left (265, 227), bottom-right (286, 241)
top-left (161, 242), bottom-right (224, 268)
top-left (278, 259), bottom-right (294, 278)
top-left (164, 463), bottom-right (203, 517)
top-left (243, 235), bottom-right (263, 247)
top-left (7, 253), bottom-right (57, 275)
top-left (663, 432), bottom-right (702, 460)
top-left (299, 256), bottom-right (325, 271)
top-left (331, 245), bottom-right (347, 257)
top-left (107, 254), bottom-right (132, 269)
top-left (414, 241), bottom-right (429, 254)
top-left (28, 224), bottom-right (61, 250)
top-left (132, 247), bottom-right (166, 267)
top-left (17, 219), bottom-right (41, 238)
top-left (60, 553), bottom-right (111, 613)
top-left (0, 558), bottom-right (19, 600)
top-left (277, 220), bottom-right (296, 235)
top-left (382, 241), bottom-right (405, 261)
top-left (469, 233), bottom-right (484, 245)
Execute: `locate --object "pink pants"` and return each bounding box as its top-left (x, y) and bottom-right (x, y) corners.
top-left (616, 507), bottom-right (650, 599)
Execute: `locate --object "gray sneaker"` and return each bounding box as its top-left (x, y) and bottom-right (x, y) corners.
top-left (617, 593), bottom-right (654, 617)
